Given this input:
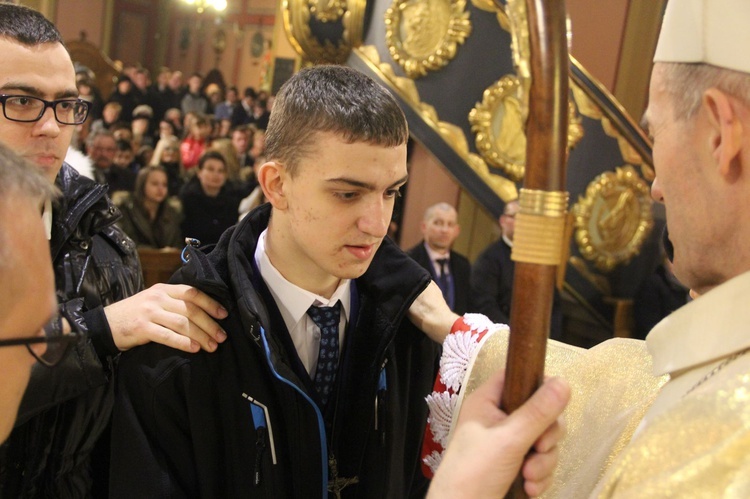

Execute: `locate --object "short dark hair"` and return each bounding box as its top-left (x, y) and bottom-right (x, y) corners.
top-left (197, 151), bottom-right (226, 170)
top-left (0, 4), bottom-right (64, 46)
top-left (264, 65), bottom-right (408, 176)
top-left (115, 139), bottom-right (133, 153)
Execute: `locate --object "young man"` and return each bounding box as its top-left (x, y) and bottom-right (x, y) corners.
top-left (407, 202), bottom-right (472, 314)
top-left (0, 143), bottom-right (58, 444)
top-left (111, 65), bottom-right (442, 498)
top-left (0, 5), bottom-right (228, 496)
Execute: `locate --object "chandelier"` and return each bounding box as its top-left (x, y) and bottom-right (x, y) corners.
top-left (181, 0), bottom-right (228, 14)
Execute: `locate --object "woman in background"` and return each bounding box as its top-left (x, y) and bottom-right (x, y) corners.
top-left (117, 165), bottom-right (183, 249)
top-left (150, 136), bottom-right (184, 196)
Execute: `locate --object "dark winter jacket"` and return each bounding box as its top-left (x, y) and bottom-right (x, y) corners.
top-left (116, 194), bottom-right (184, 249)
top-left (0, 163), bottom-right (142, 498)
top-left (111, 204), bottom-right (439, 498)
top-left (179, 177), bottom-right (243, 246)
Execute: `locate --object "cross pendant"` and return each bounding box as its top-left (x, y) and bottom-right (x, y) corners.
top-left (327, 455), bottom-right (359, 499)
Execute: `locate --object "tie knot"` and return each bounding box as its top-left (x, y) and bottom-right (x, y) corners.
top-left (436, 258), bottom-right (449, 273)
top-left (306, 301), bottom-right (342, 330)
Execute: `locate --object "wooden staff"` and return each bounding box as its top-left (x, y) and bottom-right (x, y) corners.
top-left (500, 0), bottom-right (570, 497)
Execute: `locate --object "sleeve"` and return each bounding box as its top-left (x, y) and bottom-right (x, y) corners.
top-left (16, 222), bottom-right (143, 421)
top-left (469, 248), bottom-right (508, 324)
top-left (110, 347), bottom-right (200, 498)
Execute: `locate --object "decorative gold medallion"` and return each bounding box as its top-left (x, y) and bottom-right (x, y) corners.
top-left (384, 0), bottom-right (472, 78)
top-left (308, 0), bottom-right (347, 23)
top-left (469, 75), bottom-right (584, 182)
top-left (573, 166), bottom-right (653, 272)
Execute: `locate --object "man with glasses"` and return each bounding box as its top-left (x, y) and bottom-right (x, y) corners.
top-left (0, 5), bottom-right (229, 497)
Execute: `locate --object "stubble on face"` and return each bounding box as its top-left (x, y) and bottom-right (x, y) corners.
top-left (0, 39), bottom-right (77, 183)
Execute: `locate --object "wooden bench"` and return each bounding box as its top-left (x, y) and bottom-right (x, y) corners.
top-left (138, 248), bottom-right (183, 288)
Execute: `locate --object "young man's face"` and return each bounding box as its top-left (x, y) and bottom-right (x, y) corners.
top-left (0, 39), bottom-right (77, 182)
top-left (113, 148), bottom-right (134, 169)
top-left (269, 132), bottom-right (408, 296)
top-left (0, 194), bottom-right (56, 443)
top-left (231, 130), bottom-right (249, 154)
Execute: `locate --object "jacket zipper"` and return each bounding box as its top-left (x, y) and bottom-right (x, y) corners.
top-left (257, 325), bottom-right (329, 498)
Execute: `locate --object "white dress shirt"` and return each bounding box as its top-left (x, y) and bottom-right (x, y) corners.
top-left (255, 229), bottom-right (351, 378)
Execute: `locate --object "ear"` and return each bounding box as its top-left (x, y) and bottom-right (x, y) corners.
top-left (257, 160), bottom-right (288, 210)
top-left (703, 88), bottom-right (743, 182)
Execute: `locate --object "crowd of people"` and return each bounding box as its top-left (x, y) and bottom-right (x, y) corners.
top-left (72, 60), bottom-right (274, 248)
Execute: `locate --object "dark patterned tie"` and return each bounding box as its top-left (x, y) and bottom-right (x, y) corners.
top-left (435, 258), bottom-right (455, 310)
top-left (307, 302), bottom-right (342, 407)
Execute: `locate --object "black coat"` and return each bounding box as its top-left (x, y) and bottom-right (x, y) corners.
top-left (0, 164), bottom-right (143, 498)
top-left (406, 242), bottom-right (472, 315)
top-left (179, 178), bottom-right (243, 247)
top-left (471, 238), bottom-right (563, 339)
top-left (111, 204), bottom-right (440, 498)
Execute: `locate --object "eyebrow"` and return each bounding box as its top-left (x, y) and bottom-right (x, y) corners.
top-left (326, 174), bottom-right (409, 191)
top-left (0, 83), bottom-right (79, 100)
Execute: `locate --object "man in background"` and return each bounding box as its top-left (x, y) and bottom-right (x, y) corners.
top-left (471, 200), bottom-right (562, 338)
top-left (407, 202), bottom-right (472, 314)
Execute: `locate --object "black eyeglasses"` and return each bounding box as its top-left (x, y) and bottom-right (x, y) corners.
top-left (0, 314), bottom-right (79, 367)
top-left (0, 94), bottom-right (91, 125)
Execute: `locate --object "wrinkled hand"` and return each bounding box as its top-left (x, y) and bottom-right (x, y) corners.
top-left (428, 371), bottom-right (571, 498)
top-left (105, 283), bottom-right (229, 353)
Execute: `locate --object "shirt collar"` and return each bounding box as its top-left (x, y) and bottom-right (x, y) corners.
top-left (423, 242), bottom-right (449, 263)
top-left (43, 197), bottom-right (53, 240)
top-left (647, 269), bottom-right (750, 376)
top-left (254, 229), bottom-right (352, 331)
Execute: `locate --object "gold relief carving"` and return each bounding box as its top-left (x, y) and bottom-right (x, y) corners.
top-left (309, 0), bottom-right (346, 23)
top-left (505, 0), bottom-right (530, 108)
top-left (573, 166), bottom-right (653, 272)
top-left (355, 46), bottom-right (518, 201)
top-left (384, 0), bottom-right (472, 78)
top-left (283, 0), bottom-right (367, 63)
top-left (469, 76), bottom-right (584, 182)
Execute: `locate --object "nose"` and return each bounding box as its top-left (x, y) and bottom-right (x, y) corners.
top-left (358, 198), bottom-right (390, 238)
top-left (651, 176), bottom-right (664, 203)
top-left (33, 106), bottom-right (61, 137)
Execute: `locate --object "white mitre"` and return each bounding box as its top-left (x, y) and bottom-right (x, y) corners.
top-left (654, 0), bottom-right (750, 74)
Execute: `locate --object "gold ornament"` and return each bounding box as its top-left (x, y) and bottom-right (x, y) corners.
top-left (469, 75), bottom-right (584, 182)
top-left (308, 0), bottom-right (347, 23)
top-left (384, 0), bottom-right (472, 78)
top-left (573, 166), bottom-right (653, 272)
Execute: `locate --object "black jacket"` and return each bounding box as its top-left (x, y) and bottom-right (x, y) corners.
top-left (111, 204), bottom-right (439, 498)
top-left (179, 178), bottom-right (243, 246)
top-left (0, 163), bottom-right (143, 498)
top-left (406, 242), bottom-right (472, 315)
top-left (471, 238), bottom-right (563, 339)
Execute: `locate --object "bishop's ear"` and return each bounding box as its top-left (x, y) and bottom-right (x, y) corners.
top-left (257, 160), bottom-right (288, 210)
top-left (703, 88), bottom-right (743, 182)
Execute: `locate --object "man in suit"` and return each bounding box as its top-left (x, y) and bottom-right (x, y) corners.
top-left (407, 202), bottom-right (472, 314)
top-left (471, 200), bottom-right (563, 338)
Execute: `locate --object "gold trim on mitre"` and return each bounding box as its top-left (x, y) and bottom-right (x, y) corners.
top-left (573, 165), bottom-right (653, 272)
top-left (384, 0), bottom-right (472, 78)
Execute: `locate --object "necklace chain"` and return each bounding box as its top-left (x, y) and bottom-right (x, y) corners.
top-left (684, 348), bottom-right (750, 397)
